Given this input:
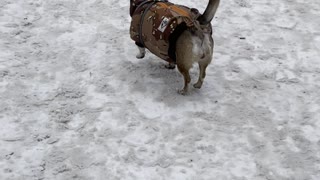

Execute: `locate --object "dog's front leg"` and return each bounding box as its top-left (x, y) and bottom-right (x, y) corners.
top-left (136, 46), bottom-right (146, 59)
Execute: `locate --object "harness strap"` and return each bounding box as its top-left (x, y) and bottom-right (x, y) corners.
top-left (137, 0), bottom-right (166, 47)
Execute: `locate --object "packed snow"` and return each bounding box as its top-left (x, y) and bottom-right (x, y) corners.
top-left (0, 0), bottom-right (319, 179)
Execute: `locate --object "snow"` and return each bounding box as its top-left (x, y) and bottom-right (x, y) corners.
top-left (0, 0), bottom-right (320, 179)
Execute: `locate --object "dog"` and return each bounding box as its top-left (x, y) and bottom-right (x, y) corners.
top-left (129, 0), bottom-right (220, 94)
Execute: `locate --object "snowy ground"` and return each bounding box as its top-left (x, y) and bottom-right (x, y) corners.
top-left (1, 0), bottom-right (320, 179)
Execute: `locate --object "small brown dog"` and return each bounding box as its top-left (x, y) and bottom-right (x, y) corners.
top-left (130, 0), bottom-right (220, 94)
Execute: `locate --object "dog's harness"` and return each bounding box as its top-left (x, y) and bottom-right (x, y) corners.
top-left (136, 0), bottom-right (166, 47)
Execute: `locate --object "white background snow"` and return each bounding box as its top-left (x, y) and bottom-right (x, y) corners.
top-left (0, 0), bottom-right (320, 179)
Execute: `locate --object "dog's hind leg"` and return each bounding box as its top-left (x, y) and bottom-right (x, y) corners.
top-left (193, 60), bottom-right (209, 89)
top-left (175, 31), bottom-right (194, 95)
top-left (177, 63), bottom-right (191, 95)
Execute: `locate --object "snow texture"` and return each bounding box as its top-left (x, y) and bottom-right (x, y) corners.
top-left (0, 0), bottom-right (320, 179)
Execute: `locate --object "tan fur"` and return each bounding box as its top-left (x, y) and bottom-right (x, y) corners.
top-left (175, 27), bottom-right (213, 95)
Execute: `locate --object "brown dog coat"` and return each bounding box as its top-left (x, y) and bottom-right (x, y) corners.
top-left (130, 0), bottom-right (202, 63)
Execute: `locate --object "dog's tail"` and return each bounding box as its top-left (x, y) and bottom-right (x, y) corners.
top-left (198, 0), bottom-right (220, 25)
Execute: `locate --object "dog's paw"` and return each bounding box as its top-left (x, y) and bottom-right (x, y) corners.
top-left (193, 82), bottom-right (203, 89)
top-left (165, 63), bottom-right (176, 69)
top-left (136, 53), bottom-right (145, 59)
top-left (177, 89), bottom-right (188, 95)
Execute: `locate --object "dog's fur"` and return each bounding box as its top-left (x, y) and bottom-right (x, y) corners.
top-left (133, 0), bottom-right (220, 95)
